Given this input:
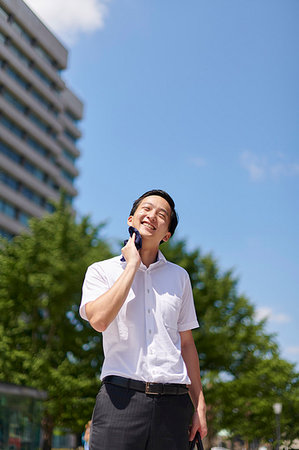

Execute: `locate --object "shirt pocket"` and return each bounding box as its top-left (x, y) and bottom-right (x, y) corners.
top-left (159, 295), bottom-right (181, 336)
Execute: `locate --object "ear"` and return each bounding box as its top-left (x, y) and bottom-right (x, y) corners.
top-left (162, 231), bottom-right (171, 243)
top-left (127, 215), bottom-right (133, 226)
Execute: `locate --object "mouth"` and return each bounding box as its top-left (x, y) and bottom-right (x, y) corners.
top-left (141, 221), bottom-right (156, 231)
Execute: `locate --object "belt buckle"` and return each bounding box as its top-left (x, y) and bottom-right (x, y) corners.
top-left (145, 382), bottom-right (160, 395)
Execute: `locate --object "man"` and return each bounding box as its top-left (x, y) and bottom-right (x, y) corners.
top-left (80, 189), bottom-right (207, 449)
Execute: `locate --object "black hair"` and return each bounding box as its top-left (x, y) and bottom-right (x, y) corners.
top-left (129, 189), bottom-right (178, 238)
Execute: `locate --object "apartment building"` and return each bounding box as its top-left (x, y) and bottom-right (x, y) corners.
top-left (0, 0), bottom-right (83, 238)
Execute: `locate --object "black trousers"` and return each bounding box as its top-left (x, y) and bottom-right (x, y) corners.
top-left (89, 383), bottom-right (194, 450)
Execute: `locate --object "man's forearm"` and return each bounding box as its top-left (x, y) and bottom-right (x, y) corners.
top-left (86, 262), bottom-right (138, 332)
top-left (180, 330), bottom-right (208, 439)
top-left (181, 335), bottom-right (204, 408)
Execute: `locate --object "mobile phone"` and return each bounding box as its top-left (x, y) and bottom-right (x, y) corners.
top-left (120, 226), bottom-right (142, 261)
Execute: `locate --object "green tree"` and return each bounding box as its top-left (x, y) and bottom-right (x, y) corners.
top-left (162, 240), bottom-right (299, 448)
top-left (0, 201), bottom-right (112, 450)
top-left (217, 356), bottom-right (299, 447)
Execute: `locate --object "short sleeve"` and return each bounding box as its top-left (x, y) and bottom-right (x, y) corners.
top-left (177, 273), bottom-right (199, 332)
top-left (79, 263), bottom-right (110, 321)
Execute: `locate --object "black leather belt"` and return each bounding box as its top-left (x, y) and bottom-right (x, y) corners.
top-left (103, 375), bottom-right (189, 395)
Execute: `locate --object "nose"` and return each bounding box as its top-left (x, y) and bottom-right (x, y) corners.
top-left (147, 210), bottom-right (157, 222)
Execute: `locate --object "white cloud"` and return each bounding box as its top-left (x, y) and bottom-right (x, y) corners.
top-left (240, 151), bottom-right (299, 182)
top-left (255, 306), bottom-right (291, 324)
top-left (240, 151), bottom-right (265, 181)
top-left (286, 346), bottom-right (299, 355)
top-left (189, 157), bottom-right (206, 168)
top-left (23, 0), bottom-right (109, 45)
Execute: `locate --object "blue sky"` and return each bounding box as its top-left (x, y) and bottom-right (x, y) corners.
top-left (25, 0), bottom-right (299, 367)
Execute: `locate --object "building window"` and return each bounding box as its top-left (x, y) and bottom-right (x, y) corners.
top-left (1, 88), bottom-right (57, 139)
top-left (47, 179), bottom-right (59, 191)
top-left (31, 88), bottom-right (59, 116)
top-left (0, 198), bottom-right (32, 228)
top-left (0, 5), bottom-right (9, 21)
top-left (2, 89), bottom-right (27, 114)
top-left (0, 30), bottom-right (7, 43)
top-left (0, 227), bottom-right (14, 239)
top-left (3, 61), bottom-right (60, 117)
top-left (63, 149), bottom-right (77, 164)
top-left (23, 160), bottom-right (44, 182)
top-left (27, 111), bottom-right (48, 133)
top-left (0, 140), bottom-right (22, 164)
top-left (64, 130), bottom-right (77, 144)
top-left (5, 64), bottom-right (29, 89)
top-left (26, 136), bottom-right (48, 158)
top-left (20, 185), bottom-right (44, 207)
top-left (34, 44), bottom-right (56, 68)
top-left (49, 154), bottom-right (57, 165)
top-left (0, 157), bottom-right (56, 210)
top-left (65, 110), bottom-right (79, 125)
top-left (45, 202), bottom-right (55, 213)
top-left (0, 198), bottom-right (16, 219)
top-left (0, 114), bottom-right (24, 138)
top-left (61, 169), bottom-right (74, 184)
top-left (11, 20), bottom-right (31, 44)
top-left (0, 138), bottom-right (59, 191)
top-left (18, 211), bottom-right (30, 226)
top-left (0, 113), bottom-right (56, 160)
top-left (9, 41), bottom-right (31, 66)
top-left (0, 170), bottom-right (19, 191)
top-left (32, 65), bottom-right (53, 89)
top-left (7, 40), bottom-right (60, 93)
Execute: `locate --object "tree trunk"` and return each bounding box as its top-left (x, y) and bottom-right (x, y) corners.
top-left (41, 414), bottom-right (54, 450)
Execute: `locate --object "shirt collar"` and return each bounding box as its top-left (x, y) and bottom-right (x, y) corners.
top-left (119, 250), bottom-right (167, 270)
top-left (156, 250), bottom-right (167, 264)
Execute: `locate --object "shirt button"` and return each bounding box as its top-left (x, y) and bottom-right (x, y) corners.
top-left (147, 309), bottom-right (150, 314)
top-left (147, 289), bottom-right (150, 293)
top-left (149, 329), bottom-right (152, 334)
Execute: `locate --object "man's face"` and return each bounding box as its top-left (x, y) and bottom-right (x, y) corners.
top-left (128, 195), bottom-right (172, 246)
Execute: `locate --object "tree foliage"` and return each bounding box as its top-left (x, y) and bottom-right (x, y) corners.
top-left (0, 200), bottom-right (112, 448)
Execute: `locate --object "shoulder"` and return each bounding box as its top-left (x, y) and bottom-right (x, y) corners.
top-left (164, 260), bottom-right (189, 280)
top-left (158, 251), bottom-right (189, 279)
top-left (88, 255), bottom-right (122, 273)
top-left (84, 256), bottom-right (123, 286)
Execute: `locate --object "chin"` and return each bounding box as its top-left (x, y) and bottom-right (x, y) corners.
top-left (139, 232), bottom-right (152, 239)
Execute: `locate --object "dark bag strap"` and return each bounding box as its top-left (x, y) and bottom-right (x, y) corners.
top-left (189, 431), bottom-right (204, 450)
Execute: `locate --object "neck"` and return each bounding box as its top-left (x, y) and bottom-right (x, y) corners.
top-left (140, 246), bottom-right (159, 268)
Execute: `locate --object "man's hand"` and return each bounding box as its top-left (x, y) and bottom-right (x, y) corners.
top-left (180, 330), bottom-right (208, 442)
top-left (121, 233), bottom-right (141, 269)
top-left (86, 234), bottom-right (141, 332)
top-left (189, 406), bottom-right (208, 441)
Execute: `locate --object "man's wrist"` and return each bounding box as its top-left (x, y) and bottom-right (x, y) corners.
top-left (125, 261), bottom-right (140, 271)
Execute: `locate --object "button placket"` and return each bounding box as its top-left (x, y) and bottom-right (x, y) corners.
top-left (145, 271), bottom-right (154, 343)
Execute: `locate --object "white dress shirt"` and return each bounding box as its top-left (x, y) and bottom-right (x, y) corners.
top-left (80, 251), bottom-right (199, 384)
